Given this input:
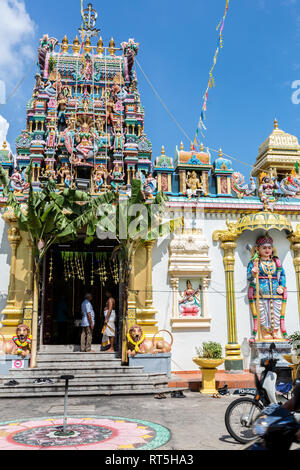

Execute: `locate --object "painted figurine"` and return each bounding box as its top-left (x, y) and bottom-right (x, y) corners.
top-left (10, 168), bottom-right (29, 193)
top-left (186, 171), bottom-right (203, 199)
top-left (143, 173), bottom-right (157, 199)
top-left (259, 174), bottom-right (279, 211)
top-left (247, 235), bottom-right (287, 342)
top-left (178, 280), bottom-right (202, 317)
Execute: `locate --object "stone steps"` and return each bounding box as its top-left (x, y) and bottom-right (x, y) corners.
top-left (37, 360), bottom-right (122, 367)
top-left (0, 347), bottom-right (180, 397)
top-left (37, 353), bottom-right (117, 362)
top-left (0, 372), bottom-right (166, 386)
top-left (8, 365), bottom-right (144, 377)
top-left (0, 372), bottom-right (171, 397)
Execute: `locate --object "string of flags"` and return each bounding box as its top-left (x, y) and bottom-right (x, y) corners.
top-left (194, 0), bottom-right (230, 149)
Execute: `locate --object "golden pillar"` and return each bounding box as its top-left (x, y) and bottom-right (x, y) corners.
top-left (213, 225), bottom-right (243, 371)
top-left (1, 209), bottom-right (22, 338)
top-left (136, 240), bottom-right (158, 337)
top-left (288, 225), bottom-right (300, 324)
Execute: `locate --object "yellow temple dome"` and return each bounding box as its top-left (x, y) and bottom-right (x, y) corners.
top-left (252, 119), bottom-right (300, 178)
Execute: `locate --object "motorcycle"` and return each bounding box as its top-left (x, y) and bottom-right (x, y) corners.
top-left (225, 343), bottom-right (292, 444)
top-left (243, 384), bottom-right (300, 451)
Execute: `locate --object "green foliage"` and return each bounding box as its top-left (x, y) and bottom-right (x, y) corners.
top-left (288, 331), bottom-right (300, 351)
top-left (196, 341), bottom-right (223, 359)
top-left (0, 164), bottom-right (10, 196)
top-left (48, 56), bottom-right (56, 72)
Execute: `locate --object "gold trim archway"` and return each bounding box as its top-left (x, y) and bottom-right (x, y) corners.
top-left (213, 210), bottom-right (297, 371)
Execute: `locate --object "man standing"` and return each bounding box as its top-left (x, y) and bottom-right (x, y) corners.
top-left (101, 289), bottom-right (116, 352)
top-left (81, 293), bottom-right (95, 353)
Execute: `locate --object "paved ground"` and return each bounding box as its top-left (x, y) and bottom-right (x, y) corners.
top-left (0, 391), bottom-right (243, 450)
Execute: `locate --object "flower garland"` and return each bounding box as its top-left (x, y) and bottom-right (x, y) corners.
top-left (12, 335), bottom-right (32, 355)
top-left (127, 333), bottom-right (145, 353)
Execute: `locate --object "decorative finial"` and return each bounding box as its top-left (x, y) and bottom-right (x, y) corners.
top-left (109, 37), bottom-right (115, 55)
top-left (161, 145), bottom-right (165, 155)
top-left (97, 36), bottom-right (104, 55)
top-left (219, 148), bottom-right (223, 157)
top-left (72, 36), bottom-right (80, 54)
top-left (200, 142), bottom-right (204, 152)
top-left (2, 141), bottom-right (7, 150)
top-left (180, 141), bottom-right (184, 151)
top-left (61, 35), bottom-right (69, 53)
top-left (84, 37), bottom-right (92, 53)
top-left (79, 2), bottom-right (100, 39)
top-left (274, 118), bottom-right (278, 130)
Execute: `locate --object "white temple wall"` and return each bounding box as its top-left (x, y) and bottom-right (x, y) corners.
top-left (0, 216), bottom-right (10, 327)
top-left (152, 214), bottom-right (300, 372)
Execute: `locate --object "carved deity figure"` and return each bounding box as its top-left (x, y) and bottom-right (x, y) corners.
top-left (93, 165), bottom-right (106, 192)
top-left (247, 235), bottom-right (287, 342)
top-left (41, 164), bottom-right (57, 182)
top-left (10, 168), bottom-right (29, 192)
top-left (75, 123), bottom-right (96, 161)
top-left (178, 280), bottom-right (202, 317)
top-left (143, 173), bottom-right (157, 199)
top-left (46, 120), bottom-right (57, 148)
top-left (186, 171), bottom-right (203, 199)
top-left (82, 55), bottom-right (93, 81)
top-left (121, 39), bottom-right (139, 83)
top-left (259, 174), bottom-right (279, 212)
top-left (280, 170), bottom-right (300, 197)
top-left (113, 120), bottom-right (125, 151)
top-left (58, 163), bottom-right (74, 187)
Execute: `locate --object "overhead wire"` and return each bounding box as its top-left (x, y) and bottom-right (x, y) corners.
top-left (135, 58), bottom-right (279, 178)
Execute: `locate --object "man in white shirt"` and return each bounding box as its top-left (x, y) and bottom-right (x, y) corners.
top-left (81, 293), bottom-right (95, 352)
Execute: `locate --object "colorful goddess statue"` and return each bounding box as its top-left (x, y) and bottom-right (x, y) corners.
top-left (258, 174), bottom-right (279, 212)
top-left (143, 173), bottom-right (157, 199)
top-left (178, 280), bottom-right (202, 317)
top-left (75, 123), bottom-right (97, 161)
top-left (247, 235), bottom-right (287, 342)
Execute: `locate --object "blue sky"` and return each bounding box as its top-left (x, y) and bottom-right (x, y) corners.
top-left (1, 0), bottom-right (300, 177)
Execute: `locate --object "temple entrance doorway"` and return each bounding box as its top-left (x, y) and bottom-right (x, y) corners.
top-left (40, 238), bottom-right (122, 353)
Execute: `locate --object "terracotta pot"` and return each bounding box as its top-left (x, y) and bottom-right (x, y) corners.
top-left (192, 357), bottom-right (225, 394)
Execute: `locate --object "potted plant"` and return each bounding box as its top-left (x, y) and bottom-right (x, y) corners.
top-left (193, 342), bottom-right (224, 394)
top-left (283, 332), bottom-right (300, 381)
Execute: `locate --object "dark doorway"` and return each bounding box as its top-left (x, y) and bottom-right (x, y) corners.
top-left (41, 238), bottom-right (121, 352)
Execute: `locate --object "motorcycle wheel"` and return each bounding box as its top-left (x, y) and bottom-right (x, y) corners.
top-left (225, 397), bottom-right (263, 444)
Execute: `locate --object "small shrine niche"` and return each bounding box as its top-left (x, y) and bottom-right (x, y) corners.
top-left (213, 149), bottom-right (234, 196)
top-left (168, 229), bottom-right (212, 329)
top-left (174, 142), bottom-right (212, 197)
top-left (153, 146), bottom-right (174, 193)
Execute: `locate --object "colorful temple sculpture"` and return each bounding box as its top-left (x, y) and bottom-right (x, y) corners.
top-left (0, 5), bottom-right (300, 373)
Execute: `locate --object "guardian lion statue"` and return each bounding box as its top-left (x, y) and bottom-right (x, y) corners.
top-left (0, 324), bottom-right (32, 357)
top-left (127, 324), bottom-right (173, 357)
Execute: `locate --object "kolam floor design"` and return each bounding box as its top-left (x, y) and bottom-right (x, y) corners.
top-left (0, 416), bottom-right (171, 450)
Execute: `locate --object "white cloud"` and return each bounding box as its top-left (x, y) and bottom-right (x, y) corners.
top-left (0, 0), bottom-right (35, 81)
top-left (0, 114), bottom-right (11, 150)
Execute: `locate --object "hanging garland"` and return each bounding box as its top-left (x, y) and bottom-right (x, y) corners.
top-left (60, 251), bottom-right (119, 285)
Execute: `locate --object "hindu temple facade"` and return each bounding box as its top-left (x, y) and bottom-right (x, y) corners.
top-left (1, 6), bottom-right (300, 373)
